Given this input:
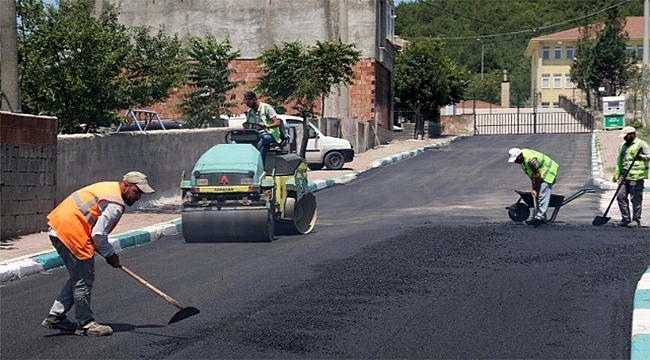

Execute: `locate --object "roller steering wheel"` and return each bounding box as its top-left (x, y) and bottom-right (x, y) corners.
top-left (243, 122), bottom-right (265, 131)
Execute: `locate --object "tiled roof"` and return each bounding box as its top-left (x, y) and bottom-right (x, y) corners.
top-left (531, 16), bottom-right (644, 41)
top-left (452, 99), bottom-right (502, 109)
top-left (525, 16), bottom-right (644, 57)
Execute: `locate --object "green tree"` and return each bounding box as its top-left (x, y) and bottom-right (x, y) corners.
top-left (17, 0), bottom-right (187, 134)
top-left (571, 7), bottom-right (636, 109)
top-left (589, 9), bottom-right (635, 98)
top-left (176, 34), bottom-right (242, 128)
top-left (255, 39), bottom-right (361, 115)
top-left (394, 38), bottom-right (468, 120)
top-left (122, 26), bottom-right (187, 109)
top-left (570, 26), bottom-right (596, 108)
top-left (395, 0), bottom-right (643, 106)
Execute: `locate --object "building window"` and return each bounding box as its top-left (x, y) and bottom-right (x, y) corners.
top-left (565, 74), bottom-right (573, 88)
top-left (626, 45), bottom-right (634, 57)
top-left (553, 102), bottom-right (560, 108)
top-left (566, 46), bottom-right (574, 60)
top-left (554, 46), bottom-right (562, 59)
top-left (542, 46), bottom-right (550, 60)
top-left (638, 45), bottom-right (644, 59)
top-left (541, 74), bottom-right (550, 88)
top-left (542, 102), bottom-right (550, 108)
top-left (386, 5), bottom-right (395, 42)
top-left (553, 74), bottom-right (562, 88)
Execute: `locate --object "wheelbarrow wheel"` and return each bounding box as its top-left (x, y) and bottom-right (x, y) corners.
top-left (508, 203), bottom-right (530, 222)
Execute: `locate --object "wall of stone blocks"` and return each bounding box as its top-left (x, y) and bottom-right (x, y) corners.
top-left (1, 112), bottom-right (57, 240)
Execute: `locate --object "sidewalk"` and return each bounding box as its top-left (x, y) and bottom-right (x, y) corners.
top-left (0, 135), bottom-right (465, 282)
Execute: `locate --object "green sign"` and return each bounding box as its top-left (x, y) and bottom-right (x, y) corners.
top-left (604, 114), bottom-right (624, 129)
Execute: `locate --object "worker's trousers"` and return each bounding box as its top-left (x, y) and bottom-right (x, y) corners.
top-left (257, 131), bottom-right (275, 161)
top-left (47, 236), bottom-right (95, 327)
top-left (535, 182), bottom-right (553, 221)
top-left (616, 179), bottom-right (644, 222)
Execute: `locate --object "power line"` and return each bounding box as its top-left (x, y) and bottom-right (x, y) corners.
top-left (407, 0), bottom-right (636, 42)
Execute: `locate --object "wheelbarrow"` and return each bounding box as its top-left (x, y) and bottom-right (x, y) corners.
top-left (506, 188), bottom-right (595, 223)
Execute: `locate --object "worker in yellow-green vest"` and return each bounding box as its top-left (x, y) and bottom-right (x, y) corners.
top-left (508, 148), bottom-right (559, 226)
top-left (613, 126), bottom-right (650, 228)
top-left (243, 91), bottom-right (282, 162)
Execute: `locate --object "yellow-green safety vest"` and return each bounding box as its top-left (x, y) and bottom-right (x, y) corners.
top-left (616, 139), bottom-right (649, 181)
top-left (520, 149), bottom-right (559, 184)
top-left (246, 103), bottom-right (281, 143)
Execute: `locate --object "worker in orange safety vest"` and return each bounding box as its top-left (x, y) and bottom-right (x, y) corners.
top-left (41, 171), bottom-right (154, 336)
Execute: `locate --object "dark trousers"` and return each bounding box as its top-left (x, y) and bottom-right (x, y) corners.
top-left (616, 179), bottom-right (644, 222)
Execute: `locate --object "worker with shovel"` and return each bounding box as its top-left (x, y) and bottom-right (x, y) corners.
top-left (508, 148), bottom-right (559, 226)
top-left (613, 126), bottom-right (650, 228)
top-left (41, 171), bottom-right (154, 336)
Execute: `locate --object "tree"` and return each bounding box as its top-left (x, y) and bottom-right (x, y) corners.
top-left (570, 25), bottom-right (596, 108)
top-left (17, 0), bottom-right (187, 133)
top-left (255, 39), bottom-right (361, 115)
top-left (122, 26), bottom-right (187, 109)
top-left (176, 34), bottom-right (242, 128)
top-left (589, 9), bottom-right (635, 99)
top-left (570, 7), bottom-right (637, 110)
top-left (395, 0), bottom-right (643, 106)
top-left (394, 38), bottom-right (468, 119)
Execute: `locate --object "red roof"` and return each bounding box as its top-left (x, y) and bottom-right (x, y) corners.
top-left (447, 100), bottom-right (502, 110)
top-left (531, 16), bottom-right (644, 41)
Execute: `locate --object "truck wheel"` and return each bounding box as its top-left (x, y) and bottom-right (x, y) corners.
top-left (324, 151), bottom-right (345, 170)
top-left (308, 163), bottom-right (324, 170)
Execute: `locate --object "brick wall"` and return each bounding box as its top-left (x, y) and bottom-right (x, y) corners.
top-left (1, 112), bottom-right (57, 240)
top-left (349, 59), bottom-right (375, 123)
top-left (135, 58), bottom-right (380, 122)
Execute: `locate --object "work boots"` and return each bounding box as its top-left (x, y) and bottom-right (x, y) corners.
top-left (41, 315), bottom-right (77, 332)
top-left (75, 321), bottom-right (113, 336)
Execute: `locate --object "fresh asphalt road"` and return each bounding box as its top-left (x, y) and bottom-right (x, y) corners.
top-left (2, 134), bottom-right (648, 359)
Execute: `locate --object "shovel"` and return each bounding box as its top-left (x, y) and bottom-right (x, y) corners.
top-left (121, 266), bottom-right (200, 325)
top-left (592, 150), bottom-right (639, 226)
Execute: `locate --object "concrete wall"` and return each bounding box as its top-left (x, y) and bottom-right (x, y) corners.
top-left (2, 118), bottom-right (392, 239)
top-left (55, 128), bottom-right (231, 207)
top-left (106, 0), bottom-right (394, 130)
top-left (1, 112), bottom-right (57, 240)
top-left (110, 0), bottom-right (377, 59)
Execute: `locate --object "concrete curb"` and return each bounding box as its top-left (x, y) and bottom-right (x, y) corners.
top-left (0, 220), bottom-right (182, 283)
top-left (632, 269), bottom-right (650, 360)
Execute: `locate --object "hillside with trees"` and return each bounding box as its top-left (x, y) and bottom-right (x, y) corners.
top-left (395, 0), bottom-right (644, 107)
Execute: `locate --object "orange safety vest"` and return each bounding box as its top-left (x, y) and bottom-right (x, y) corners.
top-left (47, 182), bottom-right (125, 260)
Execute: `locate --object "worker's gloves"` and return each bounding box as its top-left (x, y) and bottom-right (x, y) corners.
top-left (105, 253), bottom-right (121, 268)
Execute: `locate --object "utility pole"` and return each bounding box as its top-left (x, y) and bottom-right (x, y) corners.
top-left (477, 38), bottom-right (484, 81)
top-left (641, 0), bottom-right (650, 268)
top-left (0, 0), bottom-right (21, 112)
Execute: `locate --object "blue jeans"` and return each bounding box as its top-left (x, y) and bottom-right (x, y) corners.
top-left (47, 236), bottom-right (95, 326)
top-left (535, 182), bottom-right (553, 220)
top-left (257, 132), bottom-right (275, 161)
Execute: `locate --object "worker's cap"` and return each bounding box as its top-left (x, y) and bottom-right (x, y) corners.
top-left (243, 91), bottom-right (257, 101)
top-left (508, 148), bottom-right (522, 162)
top-left (123, 171), bottom-right (155, 193)
top-left (619, 126), bottom-right (636, 138)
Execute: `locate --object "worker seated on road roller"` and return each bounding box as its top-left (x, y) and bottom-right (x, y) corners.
top-left (241, 120), bottom-right (290, 169)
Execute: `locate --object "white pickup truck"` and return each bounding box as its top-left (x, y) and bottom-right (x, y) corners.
top-left (224, 114), bottom-right (354, 170)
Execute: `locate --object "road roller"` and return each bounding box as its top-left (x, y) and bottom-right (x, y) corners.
top-left (180, 125), bottom-right (317, 242)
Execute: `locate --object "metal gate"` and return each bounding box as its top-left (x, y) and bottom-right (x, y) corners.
top-left (474, 109), bottom-right (594, 135)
